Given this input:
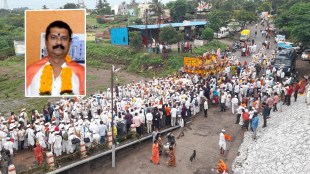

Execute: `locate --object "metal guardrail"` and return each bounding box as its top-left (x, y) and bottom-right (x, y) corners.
top-left (47, 123), bottom-right (185, 174)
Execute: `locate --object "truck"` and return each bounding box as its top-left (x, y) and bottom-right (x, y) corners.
top-left (239, 29), bottom-right (250, 42)
top-left (272, 48), bottom-right (297, 75)
top-left (214, 27), bottom-right (230, 39)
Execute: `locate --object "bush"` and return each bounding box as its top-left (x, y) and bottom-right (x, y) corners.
top-left (202, 27), bottom-right (214, 41)
top-left (129, 31), bottom-right (142, 49)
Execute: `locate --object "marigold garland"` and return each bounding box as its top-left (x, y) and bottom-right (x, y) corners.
top-left (60, 67), bottom-right (73, 95)
top-left (65, 55), bottom-right (72, 63)
top-left (39, 56), bottom-right (73, 95)
top-left (39, 65), bottom-right (53, 95)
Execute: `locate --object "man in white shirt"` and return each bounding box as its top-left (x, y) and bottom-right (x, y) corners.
top-left (17, 127), bottom-right (26, 151)
top-left (170, 105), bottom-right (178, 127)
top-left (26, 125), bottom-right (35, 150)
top-left (219, 130), bottom-right (226, 155)
top-left (26, 20), bottom-right (85, 96)
top-left (54, 131), bottom-right (63, 157)
top-left (220, 92), bottom-right (226, 112)
top-left (236, 105), bottom-right (244, 124)
top-left (231, 95), bottom-right (239, 114)
top-left (4, 137), bottom-right (14, 156)
top-left (203, 98), bottom-right (209, 117)
top-left (145, 110), bottom-right (153, 133)
top-left (36, 130), bottom-right (47, 149)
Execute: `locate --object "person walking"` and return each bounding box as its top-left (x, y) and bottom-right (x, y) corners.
top-left (273, 92), bottom-right (279, 112)
top-left (231, 95), bottom-right (238, 114)
top-left (220, 92), bottom-right (226, 112)
top-left (203, 98), bottom-right (208, 117)
top-left (251, 112), bottom-right (259, 139)
top-left (262, 103), bottom-right (269, 128)
top-left (166, 146), bottom-right (176, 167)
top-left (294, 81), bottom-right (300, 102)
top-left (235, 105), bottom-right (244, 124)
top-left (216, 159), bottom-right (228, 174)
top-left (242, 109), bottom-right (250, 131)
top-left (266, 94), bottom-right (274, 118)
top-left (150, 138), bottom-right (160, 165)
top-left (219, 130), bottom-right (226, 155)
top-left (285, 85), bottom-right (293, 106)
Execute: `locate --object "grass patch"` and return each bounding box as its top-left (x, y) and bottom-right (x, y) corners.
top-left (194, 40), bottom-right (228, 55)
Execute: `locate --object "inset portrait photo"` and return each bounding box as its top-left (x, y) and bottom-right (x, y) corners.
top-left (25, 9), bottom-right (86, 97)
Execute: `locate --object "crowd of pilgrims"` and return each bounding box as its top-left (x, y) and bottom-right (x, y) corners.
top-left (0, 47), bottom-right (309, 167)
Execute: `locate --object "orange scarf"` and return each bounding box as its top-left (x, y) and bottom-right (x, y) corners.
top-left (27, 56), bottom-right (85, 95)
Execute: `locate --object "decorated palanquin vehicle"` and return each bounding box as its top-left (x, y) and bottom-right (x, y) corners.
top-left (183, 53), bottom-right (228, 77)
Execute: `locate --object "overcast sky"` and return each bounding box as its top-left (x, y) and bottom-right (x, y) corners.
top-left (4, 0), bottom-right (172, 10)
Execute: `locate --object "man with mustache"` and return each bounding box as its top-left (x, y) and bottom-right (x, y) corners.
top-left (26, 20), bottom-right (85, 96)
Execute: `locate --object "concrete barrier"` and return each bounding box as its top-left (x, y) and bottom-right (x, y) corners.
top-left (8, 164), bottom-right (16, 174)
top-left (46, 152), bottom-right (55, 170)
top-left (80, 141), bottom-right (87, 158)
top-left (107, 131), bottom-right (113, 149)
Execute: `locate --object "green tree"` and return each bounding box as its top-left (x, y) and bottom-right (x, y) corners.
top-left (168, 0), bottom-right (187, 22)
top-left (63, 3), bottom-right (78, 9)
top-left (275, 2), bottom-right (310, 46)
top-left (202, 27), bottom-right (214, 41)
top-left (243, 1), bottom-right (259, 12)
top-left (42, 5), bottom-right (48, 9)
top-left (207, 10), bottom-right (230, 33)
top-left (258, 2), bottom-right (271, 13)
top-left (159, 26), bottom-right (182, 45)
top-left (149, 0), bottom-right (165, 24)
top-left (96, 0), bottom-right (112, 15)
top-left (129, 31), bottom-right (142, 49)
top-left (233, 10), bottom-right (257, 26)
top-left (134, 18), bottom-right (143, 25)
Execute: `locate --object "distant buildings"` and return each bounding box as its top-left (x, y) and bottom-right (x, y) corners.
top-left (117, 0), bottom-right (138, 16)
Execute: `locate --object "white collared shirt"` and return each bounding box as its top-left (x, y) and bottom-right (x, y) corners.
top-left (27, 62), bottom-right (80, 96)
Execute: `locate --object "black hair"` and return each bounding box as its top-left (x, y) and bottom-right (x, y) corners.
top-left (45, 20), bottom-right (72, 41)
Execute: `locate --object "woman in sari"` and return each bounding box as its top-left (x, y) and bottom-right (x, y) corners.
top-left (150, 139), bottom-right (160, 165)
top-left (167, 146), bottom-right (176, 167)
top-left (33, 141), bottom-right (43, 166)
top-left (217, 159), bottom-right (228, 173)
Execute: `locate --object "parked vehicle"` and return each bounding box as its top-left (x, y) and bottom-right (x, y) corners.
top-left (214, 27), bottom-right (230, 38)
top-left (301, 49), bottom-right (310, 61)
top-left (275, 35), bottom-right (285, 43)
top-left (272, 48), bottom-right (297, 74)
top-left (227, 22), bottom-right (241, 32)
top-left (239, 29), bottom-right (250, 42)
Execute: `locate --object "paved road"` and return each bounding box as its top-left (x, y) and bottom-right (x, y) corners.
top-left (61, 106), bottom-right (244, 174)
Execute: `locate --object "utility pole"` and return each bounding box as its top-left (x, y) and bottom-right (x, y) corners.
top-left (111, 65), bottom-right (115, 168)
top-left (145, 9), bottom-right (148, 49)
top-left (111, 65), bottom-right (121, 168)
